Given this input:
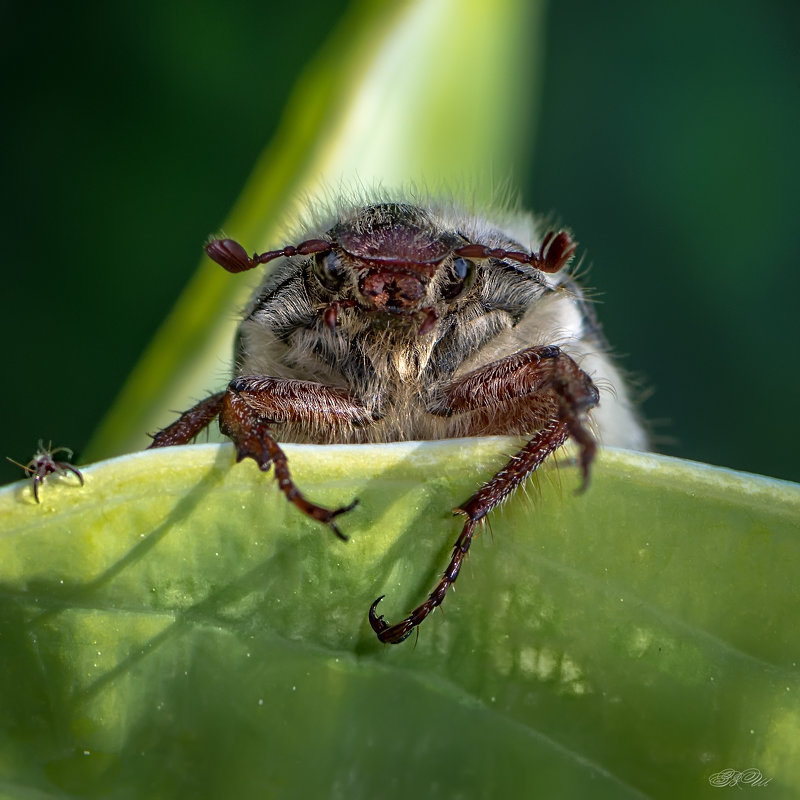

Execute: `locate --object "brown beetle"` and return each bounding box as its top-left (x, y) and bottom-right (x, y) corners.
top-left (149, 198), bottom-right (646, 643)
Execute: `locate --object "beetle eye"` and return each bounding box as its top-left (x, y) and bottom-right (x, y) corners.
top-left (441, 257), bottom-right (475, 300)
top-left (312, 251), bottom-right (346, 291)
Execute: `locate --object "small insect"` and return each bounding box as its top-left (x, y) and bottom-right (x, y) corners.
top-left (7, 441), bottom-right (84, 503)
top-left (149, 196), bottom-right (646, 643)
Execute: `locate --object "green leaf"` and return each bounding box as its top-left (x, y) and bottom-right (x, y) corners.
top-left (1, 443), bottom-right (798, 798)
top-left (86, 0), bottom-right (546, 460)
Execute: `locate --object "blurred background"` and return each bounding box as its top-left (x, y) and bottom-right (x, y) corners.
top-left (2, 0), bottom-right (798, 486)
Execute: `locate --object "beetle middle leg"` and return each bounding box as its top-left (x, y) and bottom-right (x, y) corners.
top-left (369, 345), bottom-right (599, 643)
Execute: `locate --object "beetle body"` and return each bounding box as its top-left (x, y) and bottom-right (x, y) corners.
top-left (151, 195), bottom-right (646, 643)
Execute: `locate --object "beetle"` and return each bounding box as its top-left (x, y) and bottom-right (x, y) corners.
top-left (149, 197), bottom-right (646, 643)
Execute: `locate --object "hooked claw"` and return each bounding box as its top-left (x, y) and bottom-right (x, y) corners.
top-left (368, 596), bottom-right (415, 644)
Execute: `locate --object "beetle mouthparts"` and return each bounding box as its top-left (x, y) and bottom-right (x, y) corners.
top-left (359, 268), bottom-right (427, 313)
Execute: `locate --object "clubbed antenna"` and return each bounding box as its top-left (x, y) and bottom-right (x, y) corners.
top-left (455, 229), bottom-right (576, 274)
top-left (206, 237), bottom-right (332, 273)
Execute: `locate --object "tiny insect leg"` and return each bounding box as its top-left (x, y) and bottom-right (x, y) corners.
top-left (38, 461), bottom-right (85, 503)
top-left (369, 345), bottom-right (599, 644)
top-left (218, 378), bottom-right (373, 540)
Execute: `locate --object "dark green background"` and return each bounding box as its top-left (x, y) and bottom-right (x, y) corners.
top-left (2, 0), bottom-right (798, 486)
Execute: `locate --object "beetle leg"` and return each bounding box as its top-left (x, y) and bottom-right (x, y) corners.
top-left (219, 377), bottom-right (374, 540)
top-left (369, 346), bottom-right (598, 643)
top-left (148, 391), bottom-right (227, 447)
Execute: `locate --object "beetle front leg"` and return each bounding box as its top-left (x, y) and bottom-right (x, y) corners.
top-left (149, 391), bottom-right (227, 447)
top-left (369, 345), bottom-right (599, 643)
top-left (219, 377), bottom-right (374, 540)
top-left (369, 419), bottom-right (570, 643)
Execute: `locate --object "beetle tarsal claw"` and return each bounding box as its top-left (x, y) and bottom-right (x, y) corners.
top-left (367, 596), bottom-right (417, 644)
top-left (368, 595), bottom-right (388, 632)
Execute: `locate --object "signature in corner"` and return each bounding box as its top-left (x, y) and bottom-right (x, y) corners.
top-left (709, 768), bottom-right (772, 788)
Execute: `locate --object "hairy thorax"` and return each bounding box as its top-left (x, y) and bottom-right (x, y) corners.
top-left (237, 303), bottom-right (594, 445)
